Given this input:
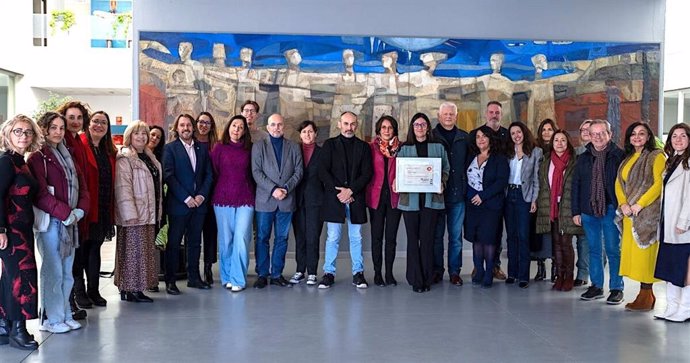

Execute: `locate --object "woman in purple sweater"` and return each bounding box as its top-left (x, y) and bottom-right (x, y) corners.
top-left (210, 115), bottom-right (255, 292)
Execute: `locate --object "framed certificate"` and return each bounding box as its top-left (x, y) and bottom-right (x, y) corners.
top-left (395, 157), bottom-right (442, 193)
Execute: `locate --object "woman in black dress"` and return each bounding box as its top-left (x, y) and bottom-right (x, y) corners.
top-left (0, 115), bottom-right (42, 350)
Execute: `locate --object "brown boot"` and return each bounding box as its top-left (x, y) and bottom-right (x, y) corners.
top-left (625, 289), bottom-right (656, 311)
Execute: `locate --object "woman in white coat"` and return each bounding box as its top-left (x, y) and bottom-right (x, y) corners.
top-left (654, 123), bottom-right (690, 322)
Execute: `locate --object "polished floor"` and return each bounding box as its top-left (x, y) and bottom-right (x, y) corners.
top-left (2, 244), bottom-right (689, 363)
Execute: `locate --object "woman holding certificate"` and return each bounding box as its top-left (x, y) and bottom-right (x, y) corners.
top-left (395, 113), bottom-right (449, 293)
top-left (465, 125), bottom-right (509, 288)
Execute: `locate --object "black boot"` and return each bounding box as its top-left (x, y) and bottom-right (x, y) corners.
top-left (73, 279), bottom-right (93, 309)
top-left (534, 259), bottom-right (546, 281)
top-left (204, 263), bottom-right (214, 285)
top-left (9, 320), bottom-right (38, 350)
top-left (550, 261), bottom-right (557, 283)
top-left (0, 318), bottom-right (9, 345)
top-left (70, 292), bottom-right (87, 320)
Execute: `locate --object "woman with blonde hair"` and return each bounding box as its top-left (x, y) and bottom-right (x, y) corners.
top-left (0, 115), bottom-right (42, 350)
top-left (114, 121), bottom-right (162, 302)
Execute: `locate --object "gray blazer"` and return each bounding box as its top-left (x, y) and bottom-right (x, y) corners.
top-left (252, 137), bottom-right (303, 212)
top-left (507, 146), bottom-right (542, 203)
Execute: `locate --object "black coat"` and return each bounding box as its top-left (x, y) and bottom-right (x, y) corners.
top-left (295, 145), bottom-right (324, 208)
top-left (433, 125), bottom-right (469, 204)
top-left (571, 142), bottom-right (625, 217)
top-left (318, 135), bottom-right (372, 224)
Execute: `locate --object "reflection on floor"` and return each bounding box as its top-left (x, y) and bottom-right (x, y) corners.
top-left (2, 243), bottom-right (688, 362)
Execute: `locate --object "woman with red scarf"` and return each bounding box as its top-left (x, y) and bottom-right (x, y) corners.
top-left (365, 115), bottom-right (402, 286)
top-left (536, 130), bottom-right (582, 291)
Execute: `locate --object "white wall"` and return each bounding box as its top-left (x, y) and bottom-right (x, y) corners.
top-left (132, 0), bottom-right (666, 119)
top-left (69, 94), bottom-right (132, 123)
top-left (664, 0), bottom-right (690, 91)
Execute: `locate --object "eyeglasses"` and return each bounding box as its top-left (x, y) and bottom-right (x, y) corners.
top-left (11, 128), bottom-right (35, 137)
top-left (579, 129), bottom-right (589, 134)
top-left (91, 120), bottom-right (108, 126)
top-left (242, 109), bottom-right (257, 114)
top-left (413, 123), bottom-right (427, 129)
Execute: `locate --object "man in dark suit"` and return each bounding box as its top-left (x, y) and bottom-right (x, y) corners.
top-left (162, 114), bottom-right (214, 294)
top-left (251, 114), bottom-right (303, 288)
top-left (317, 111), bottom-right (373, 289)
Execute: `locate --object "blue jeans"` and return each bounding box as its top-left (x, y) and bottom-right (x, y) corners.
top-left (581, 205), bottom-right (623, 290)
top-left (433, 201), bottom-right (465, 276)
top-left (323, 205), bottom-right (364, 275)
top-left (36, 217), bottom-right (74, 324)
top-left (575, 234), bottom-right (590, 281)
top-left (504, 188), bottom-right (531, 282)
top-left (255, 210), bottom-right (292, 278)
top-left (215, 205), bottom-right (254, 287)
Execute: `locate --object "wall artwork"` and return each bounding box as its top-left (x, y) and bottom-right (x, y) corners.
top-left (138, 32), bottom-right (660, 144)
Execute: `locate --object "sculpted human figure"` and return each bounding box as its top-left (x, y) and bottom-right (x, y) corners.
top-left (490, 53), bottom-right (504, 74)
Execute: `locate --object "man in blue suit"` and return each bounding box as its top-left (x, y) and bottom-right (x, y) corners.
top-left (163, 114), bottom-right (214, 294)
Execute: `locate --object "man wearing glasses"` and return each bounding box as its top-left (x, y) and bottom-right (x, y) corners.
top-left (571, 119), bottom-right (625, 304)
top-left (240, 100), bottom-right (268, 142)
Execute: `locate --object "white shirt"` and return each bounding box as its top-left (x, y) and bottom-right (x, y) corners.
top-left (182, 139), bottom-right (196, 172)
top-left (509, 155), bottom-right (523, 185)
top-left (467, 156), bottom-right (486, 191)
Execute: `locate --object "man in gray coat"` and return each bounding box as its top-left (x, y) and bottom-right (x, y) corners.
top-left (252, 114), bottom-right (303, 288)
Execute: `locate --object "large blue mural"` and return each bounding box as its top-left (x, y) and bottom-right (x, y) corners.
top-left (138, 31), bottom-right (660, 143)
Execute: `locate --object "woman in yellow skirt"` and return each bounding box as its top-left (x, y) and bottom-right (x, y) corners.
top-left (615, 121), bottom-right (666, 311)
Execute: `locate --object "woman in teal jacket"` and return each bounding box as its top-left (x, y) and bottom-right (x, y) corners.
top-left (395, 113), bottom-right (449, 293)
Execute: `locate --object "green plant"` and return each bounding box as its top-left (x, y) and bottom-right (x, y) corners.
top-left (111, 12), bottom-right (132, 40)
top-left (33, 92), bottom-right (71, 121)
top-left (48, 10), bottom-right (76, 35)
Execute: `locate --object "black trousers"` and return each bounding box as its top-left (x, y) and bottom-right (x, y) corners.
top-left (202, 206), bottom-right (218, 265)
top-left (72, 236), bottom-right (106, 293)
top-left (292, 206), bottom-right (323, 275)
top-left (369, 201), bottom-right (402, 276)
top-left (404, 207), bottom-right (439, 288)
top-left (166, 212), bottom-right (205, 283)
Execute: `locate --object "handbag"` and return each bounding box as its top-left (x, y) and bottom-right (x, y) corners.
top-left (33, 152), bottom-right (54, 233)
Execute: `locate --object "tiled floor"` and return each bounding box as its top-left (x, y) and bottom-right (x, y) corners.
top-left (1, 244), bottom-right (688, 362)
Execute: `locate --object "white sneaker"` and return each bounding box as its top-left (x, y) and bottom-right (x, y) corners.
top-left (289, 272), bottom-right (305, 284)
top-left (306, 274), bottom-right (318, 285)
top-left (64, 319), bottom-right (82, 330)
top-left (41, 321), bottom-right (71, 333)
top-left (225, 283), bottom-right (233, 289)
top-left (231, 285), bottom-right (244, 292)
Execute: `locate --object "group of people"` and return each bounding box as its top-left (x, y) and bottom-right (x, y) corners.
top-left (0, 98), bottom-right (689, 352)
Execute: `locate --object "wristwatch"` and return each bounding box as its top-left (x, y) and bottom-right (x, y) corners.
top-left (0, 227), bottom-right (6, 234)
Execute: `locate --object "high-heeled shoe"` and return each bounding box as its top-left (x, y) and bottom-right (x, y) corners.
top-left (204, 263), bottom-right (214, 285)
top-left (385, 275), bottom-right (397, 286)
top-left (534, 259), bottom-right (546, 281)
top-left (133, 291), bottom-right (154, 303)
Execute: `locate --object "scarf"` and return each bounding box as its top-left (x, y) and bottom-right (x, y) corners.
top-left (50, 142), bottom-right (80, 258)
top-left (550, 151), bottom-right (571, 221)
top-left (614, 149), bottom-right (664, 248)
top-left (590, 143), bottom-right (611, 217)
top-left (377, 136), bottom-right (400, 159)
